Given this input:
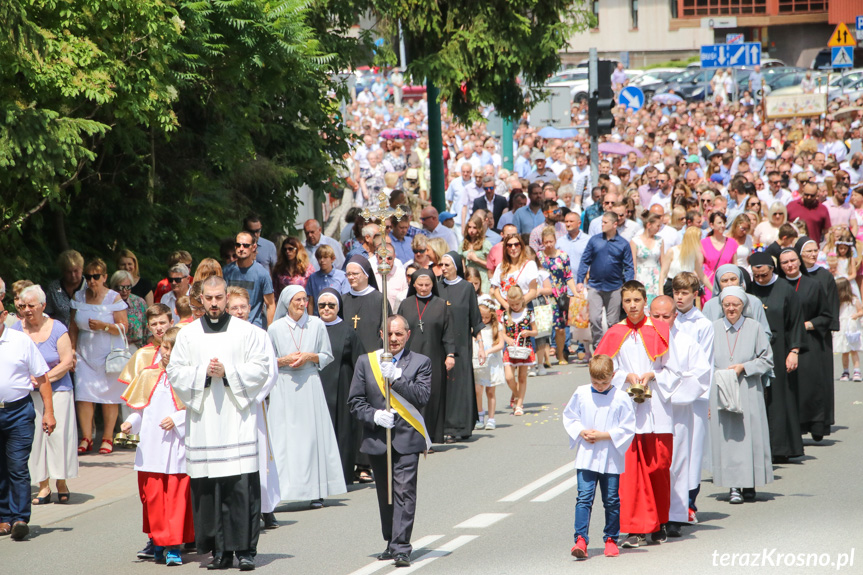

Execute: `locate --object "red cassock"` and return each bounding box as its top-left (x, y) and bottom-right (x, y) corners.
top-left (138, 472), bottom-right (195, 546)
top-left (595, 315), bottom-right (672, 534)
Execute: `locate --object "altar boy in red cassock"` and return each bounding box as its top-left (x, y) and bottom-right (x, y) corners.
top-left (594, 280), bottom-right (676, 548)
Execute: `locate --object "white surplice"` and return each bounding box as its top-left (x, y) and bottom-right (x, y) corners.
top-left (124, 371), bottom-right (187, 474)
top-left (255, 331), bottom-right (281, 513)
top-left (563, 385), bottom-right (636, 474)
top-left (666, 327), bottom-right (712, 522)
top-left (168, 315), bottom-right (271, 479)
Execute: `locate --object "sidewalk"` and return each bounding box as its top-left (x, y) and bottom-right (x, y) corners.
top-left (28, 445), bottom-right (138, 528)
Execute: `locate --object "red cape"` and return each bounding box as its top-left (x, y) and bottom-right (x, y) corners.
top-left (594, 316), bottom-right (670, 361)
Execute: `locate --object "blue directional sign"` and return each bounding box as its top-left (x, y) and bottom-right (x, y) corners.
top-left (832, 46), bottom-right (854, 69)
top-left (857, 16), bottom-right (863, 30)
top-left (700, 42), bottom-right (761, 69)
top-left (619, 86), bottom-right (644, 111)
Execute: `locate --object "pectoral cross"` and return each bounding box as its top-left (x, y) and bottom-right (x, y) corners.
top-left (418, 320), bottom-right (424, 333)
top-left (352, 314), bottom-right (361, 328)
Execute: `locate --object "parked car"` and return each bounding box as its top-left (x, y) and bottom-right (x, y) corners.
top-left (812, 48), bottom-right (863, 70)
top-left (766, 70), bottom-right (827, 95)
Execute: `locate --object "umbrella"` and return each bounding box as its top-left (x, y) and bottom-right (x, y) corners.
top-left (652, 93), bottom-right (684, 105)
top-left (380, 129), bottom-right (418, 140)
top-left (537, 126), bottom-right (581, 139)
top-left (834, 106), bottom-right (863, 121)
top-left (598, 142), bottom-right (643, 157)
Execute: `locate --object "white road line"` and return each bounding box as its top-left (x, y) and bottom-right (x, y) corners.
top-left (396, 535), bottom-right (478, 573)
top-left (454, 513), bottom-right (510, 529)
top-left (531, 475), bottom-right (579, 502)
top-left (498, 462), bottom-right (574, 502)
top-left (346, 535), bottom-right (444, 575)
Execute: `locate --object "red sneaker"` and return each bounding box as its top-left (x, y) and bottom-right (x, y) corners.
top-left (688, 508), bottom-right (698, 524)
top-left (604, 539), bottom-right (619, 557)
top-left (571, 536), bottom-right (588, 559)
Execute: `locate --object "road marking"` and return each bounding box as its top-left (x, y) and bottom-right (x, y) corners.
top-left (346, 535), bottom-right (444, 575)
top-left (531, 475), bottom-right (579, 502)
top-left (454, 513), bottom-right (510, 529)
top-left (396, 535), bottom-right (478, 573)
top-left (498, 462), bottom-right (573, 502)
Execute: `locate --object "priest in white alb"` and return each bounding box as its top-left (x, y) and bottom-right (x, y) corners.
top-left (167, 276), bottom-right (272, 571)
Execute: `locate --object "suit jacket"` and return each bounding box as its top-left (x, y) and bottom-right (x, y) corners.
top-left (348, 350), bottom-right (432, 456)
top-left (472, 195), bottom-right (508, 231)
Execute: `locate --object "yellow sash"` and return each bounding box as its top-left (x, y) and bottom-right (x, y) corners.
top-left (368, 351), bottom-right (432, 451)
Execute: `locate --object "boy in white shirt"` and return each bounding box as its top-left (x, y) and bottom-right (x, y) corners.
top-left (563, 354), bottom-right (636, 559)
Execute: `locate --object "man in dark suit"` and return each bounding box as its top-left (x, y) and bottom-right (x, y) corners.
top-left (349, 315), bottom-right (432, 568)
top-left (472, 175), bottom-right (508, 231)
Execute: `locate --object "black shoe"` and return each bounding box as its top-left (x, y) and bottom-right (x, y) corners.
top-left (310, 498), bottom-right (324, 510)
top-left (742, 488), bottom-right (756, 501)
top-left (10, 521), bottom-right (29, 541)
top-left (207, 552), bottom-right (233, 570)
top-left (650, 525), bottom-right (667, 544)
top-left (137, 539), bottom-right (156, 559)
top-left (666, 523), bottom-right (682, 538)
top-left (377, 549), bottom-right (394, 561)
top-left (237, 553), bottom-right (255, 571)
top-left (772, 455), bottom-right (789, 464)
top-left (184, 541), bottom-right (197, 552)
top-left (262, 512), bottom-right (279, 529)
top-left (393, 553), bottom-right (411, 567)
top-left (811, 433), bottom-right (824, 442)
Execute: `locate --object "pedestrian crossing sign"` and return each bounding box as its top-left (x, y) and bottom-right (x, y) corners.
top-left (832, 46), bottom-right (854, 69)
top-left (828, 22), bottom-right (856, 47)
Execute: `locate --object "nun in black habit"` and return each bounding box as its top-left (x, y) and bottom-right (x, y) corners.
top-left (776, 247), bottom-right (834, 442)
top-left (747, 251), bottom-right (806, 460)
top-left (316, 288), bottom-right (362, 484)
top-left (342, 255), bottom-right (392, 356)
top-left (439, 252), bottom-right (486, 439)
top-left (397, 269), bottom-right (456, 445)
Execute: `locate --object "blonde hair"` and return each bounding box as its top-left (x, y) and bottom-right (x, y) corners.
top-left (161, 326), bottom-right (180, 348)
top-left (227, 286), bottom-right (250, 303)
top-left (427, 237), bottom-right (448, 263)
top-left (588, 354), bottom-right (614, 380)
top-left (57, 250), bottom-right (84, 272)
top-left (175, 296), bottom-right (192, 319)
top-left (116, 249), bottom-right (140, 277)
top-left (679, 226), bottom-right (702, 268)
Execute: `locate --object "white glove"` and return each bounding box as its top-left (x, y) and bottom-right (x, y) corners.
top-left (380, 361), bottom-right (397, 380)
top-left (374, 410), bottom-right (395, 429)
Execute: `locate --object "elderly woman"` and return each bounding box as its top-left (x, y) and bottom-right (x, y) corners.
top-left (753, 202), bottom-right (786, 246)
top-left (110, 271), bottom-right (148, 350)
top-left (267, 286), bottom-right (345, 509)
top-left (116, 249), bottom-right (154, 305)
top-left (45, 250), bottom-right (86, 327)
top-left (710, 286), bottom-right (774, 504)
top-left (159, 263), bottom-right (191, 325)
top-left (14, 285), bottom-right (77, 504)
top-left (68, 258), bottom-right (129, 454)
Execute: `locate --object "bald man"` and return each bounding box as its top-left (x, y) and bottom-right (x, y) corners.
top-left (649, 296), bottom-right (710, 539)
top-left (303, 219), bottom-right (345, 271)
top-left (649, 204), bottom-right (680, 250)
top-left (420, 207), bottom-right (458, 251)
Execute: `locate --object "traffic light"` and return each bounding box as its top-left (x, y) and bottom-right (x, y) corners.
top-left (588, 60), bottom-right (616, 138)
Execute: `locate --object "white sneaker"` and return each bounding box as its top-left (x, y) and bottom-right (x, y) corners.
top-left (528, 368), bottom-right (537, 377)
top-left (474, 413), bottom-right (486, 430)
top-left (537, 365), bottom-right (548, 376)
top-left (485, 419), bottom-right (496, 430)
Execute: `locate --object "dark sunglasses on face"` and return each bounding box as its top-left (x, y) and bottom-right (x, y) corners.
top-left (317, 302), bottom-right (337, 309)
top-left (284, 246), bottom-right (297, 252)
top-left (168, 277), bottom-right (185, 284)
top-left (247, 227), bottom-right (262, 234)
top-left (413, 248), bottom-right (425, 254)
top-left (117, 285), bottom-right (133, 291)
top-left (506, 242), bottom-right (521, 248)
top-left (235, 242), bottom-right (252, 248)
top-left (83, 273), bottom-right (103, 281)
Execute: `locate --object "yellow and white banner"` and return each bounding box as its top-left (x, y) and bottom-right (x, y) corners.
top-left (368, 351), bottom-right (432, 451)
top-left (764, 93), bottom-right (827, 119)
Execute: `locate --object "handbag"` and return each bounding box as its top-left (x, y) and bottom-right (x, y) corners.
top-left (105, 324), bottom-right (132, 374)
top-left (533, 296), bottom-right (553, 338)
top-left (845, 329), bottom-right (862, 350)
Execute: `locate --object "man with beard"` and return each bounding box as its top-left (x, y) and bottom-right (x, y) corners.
top-left (167, 276), bottom-right (273, 570)
top-left (786, 182), bottom-right (831, 244)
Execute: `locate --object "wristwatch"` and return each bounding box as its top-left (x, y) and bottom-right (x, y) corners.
top-left (104, 325), bottom-right (110, 332)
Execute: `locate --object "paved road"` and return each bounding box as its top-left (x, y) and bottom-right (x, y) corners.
top-left (3, 358), bottom-right (861, 574)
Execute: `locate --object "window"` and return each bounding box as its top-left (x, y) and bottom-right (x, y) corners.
top-left (678, 0), bottom-right (767, 17)
top-left (670, 0), bottom-right (678, 18)
top-left (592, 0), bottom-right (600, 28)
top-left (631, 0), bottom-right (639, 29)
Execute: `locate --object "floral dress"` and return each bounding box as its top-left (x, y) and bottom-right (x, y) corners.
top-left (502, 309), bottom-right (536, 366)
top-left (124, 293), bottom-right (149, 349)
top-left (538, 250), bottom-right (573, 330)
top-left (359, 163), bottom-right (386, 207)
top-left (632, 234), bottom-right (663, 304)
top-left (460, 239), bottom-right (492, 293)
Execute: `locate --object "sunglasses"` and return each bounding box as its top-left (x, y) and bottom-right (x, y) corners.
top-left (247, 227), bottom-right (262, 234)
top-left (506, 242), bottom-right (521, 248)
top-left (284, 246), bottom-right (297, 252)
top-left (168, 277), bottom-right (185, 284)
top-left (235, 242), bottom-right (253, 248)
top-left (413, 248), bottom-right (426, 254)
top-left (83, 273), bottom-right (104, 281)
top-left (483, 186), bottom-right (495, 192)
top-left (117, 285), bottom-right (133, 291)
top-left (318, 302), bottom-right (337, 309)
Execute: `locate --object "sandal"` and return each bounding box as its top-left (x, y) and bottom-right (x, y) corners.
top-left (514, 406), bottom-right (524, 416)
top-left (357, 470), bottom-right (374, 484)
top-left (99, 438), bottom-right (114, 454)
top-left (57, 492), bottom-right (71, 504)
top-left (840, 371), bottom-right (850, 381)
top-left (854, 370), bottom-right (862, 382)
top-left (32, 491), bottom-right (52, 505)
top-left (78, 438), bottom-right (93, 454)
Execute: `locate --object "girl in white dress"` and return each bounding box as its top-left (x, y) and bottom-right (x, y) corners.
top-left (833, 278), bottom-right (863, 382)
top-left (473, 296), bottom-right (505, 430)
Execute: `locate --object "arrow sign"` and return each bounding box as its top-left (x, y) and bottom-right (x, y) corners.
top-left (828, 22), bottom-right (856, 47)
top-left (620, 86), bottom-right (644, 111)
top-left (749, 45), bottom-right (759, 65)
top-left (729, 46), bottom-right (744, 65)
top-left (700, 42), bottom-right (760, 69)
top-left (718, 46), bottom-right (726, 65)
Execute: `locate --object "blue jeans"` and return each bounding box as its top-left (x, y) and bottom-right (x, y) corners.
top-left (0, 396), bottom-right (36, 524)
top-left (574, 469), bottom-right (620, 544)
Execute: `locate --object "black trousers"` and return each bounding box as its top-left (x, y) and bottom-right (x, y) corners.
top-left (369, 451), bottom-right (419, 556)
top-left (190, 472), bottom-right (261, 555)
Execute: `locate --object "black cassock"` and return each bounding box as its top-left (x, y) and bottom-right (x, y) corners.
top-left (808, 266), bottom-right (839, 430)
top-left (785, 275), bottom-right (833, 438)
top-left (398, 295), bottom-right (455, 444)
top-left (439, 279), bottom-right (485, 438)
top-left (320, 321), bottom-right (361, 485)
top-left (749, 278), bottom-right (806, 458)
top-left (343, 291), bottom-right (392, 355)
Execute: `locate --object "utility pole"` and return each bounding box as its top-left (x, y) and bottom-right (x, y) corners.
top-left (427, 81), bottom-right (446, 213)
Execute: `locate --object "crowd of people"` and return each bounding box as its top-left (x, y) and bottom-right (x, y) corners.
top-left (1, 64), bottom-right (861, 567)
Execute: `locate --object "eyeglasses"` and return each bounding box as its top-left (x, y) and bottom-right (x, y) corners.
top-left (83, 273), bottom-right (104, 281)
top-left (284, 246), bottom-right (297, 252)
top-left (168, 277), bottom-right (185, 284)
top-left (117, 285), bottom-right (133, 291)
top-left (483, 186), bottom-right (495, 192)
top-left (247, 227), bottom-right (262, 235)
top-left (318, 302), bottom-right (337, 309)
top-left (235, 242), bottom-right (253, 248)
top-left (506, 242), bottom-right (521, 248)
top-left (769, 180), bottom-right (781, 185)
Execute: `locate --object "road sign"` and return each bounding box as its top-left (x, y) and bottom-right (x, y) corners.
top-left (832, 46), bottom-right (854, 69)
top-left (726, 34), bottom-right (744, 45)
top-left (857, 16), bottom-right (863, 41)
top-left (828, 22), bottom-right (856, 47)
top-left (700, 43), bottom-right (761, 69)
top-left (619, 86), bottom-right (644, 111)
